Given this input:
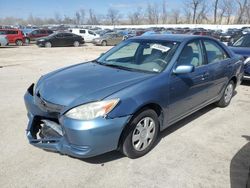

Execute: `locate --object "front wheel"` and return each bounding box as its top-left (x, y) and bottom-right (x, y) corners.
top-left (45, 42), bottom-right (52, 48)
top-left (15, 40), bottom-right (23, 46)
top-left (121, 109), bottom-right (159, 158)
top-left (25, 38), bottom-right (30, 44)
top-left (216, 81), bottom-right (235, 107)
top-left (101, 40), bottom-right (107, 46)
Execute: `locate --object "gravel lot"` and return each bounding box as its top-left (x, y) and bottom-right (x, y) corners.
top-left (0, 44), bottom-right (249, 188)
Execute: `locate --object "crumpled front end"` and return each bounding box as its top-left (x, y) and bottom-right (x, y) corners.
top-left (24, 84), bottom-right (131, 158)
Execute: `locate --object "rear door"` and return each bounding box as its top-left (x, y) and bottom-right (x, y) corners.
top-left (202, 39), bottom-right (231, 99)
top-left (63, 33), bottom-right (74, 46)
top-left (168, 39), bottom-right (213, 123)
top-left (7, 30), bottom-right (18, 43)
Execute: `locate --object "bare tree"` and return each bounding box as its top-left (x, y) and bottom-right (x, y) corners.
top-left (87, 9), bottom-right (99, 25)
top-left (106, 8), bottom-right (120, 25)
top-left (224, 0), bottom-right (234, 24)
top-left (162, 0), bottom-right (168, 24)
top-left (186, 0), bottom-right (204, 24)
top-left (171, 9), bottom-right (180, 24)
top-left (146, 2), bottom-right (160, 24)
top-left (184, 8), bottom-right (192, 24)
top-left (54, 12), bottom-right (62, 24)
top-left (235, 0), bottom-right (248, 24)
top-left (213, 0), bottom-right (219, 24)
top-left (128, 7), bottom-right (143, 25)
top-left (75, 11), bottom-right (80, 24)
top-left (79, 9), bottom-right (85, 24)
top-left (196, 1), bottom-right (209, 24)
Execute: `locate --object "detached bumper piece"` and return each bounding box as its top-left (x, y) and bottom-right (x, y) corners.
top-left (26, 116), bottom-right (91, 158)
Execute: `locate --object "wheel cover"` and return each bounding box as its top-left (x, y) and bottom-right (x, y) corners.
top-left (74, 41), bottom-right (79, 46)
top-left (224, 83), bottom-right (233, 104)
top-left (45, 42), bottom-right (51, 47)
top-left (132, 117), bottom-right (156, 151)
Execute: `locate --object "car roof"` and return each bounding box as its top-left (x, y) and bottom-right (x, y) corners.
top-left (132, 34), bottom-right (212, 42)
top-left (0, 28), bottom-right (20, 31)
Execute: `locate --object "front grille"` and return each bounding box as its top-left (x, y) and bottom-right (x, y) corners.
top-left (34, 92), bottom-right (64, 114)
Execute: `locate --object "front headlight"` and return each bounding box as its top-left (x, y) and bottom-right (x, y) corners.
top-left (65, 99), bottom-right (120, 120)
top-left (33, 78), bottom-right (39, 95)
top-left (244, 57), bottom-right (250, 65)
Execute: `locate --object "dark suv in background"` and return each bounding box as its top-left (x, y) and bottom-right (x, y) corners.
top-left (25, 29), bottom-right (53, 43)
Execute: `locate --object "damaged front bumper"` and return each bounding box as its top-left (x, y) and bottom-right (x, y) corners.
top-left (24, 86), bottom-right (131, 158)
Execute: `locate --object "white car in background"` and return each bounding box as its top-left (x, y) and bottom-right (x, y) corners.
top-left (69, 28), bottom-right (100, 42)
top-left (0, 35), bottom-right (9, 46)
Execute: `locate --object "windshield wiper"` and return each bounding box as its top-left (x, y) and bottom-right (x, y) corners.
top-left (104, 64), bottom-right (136, 71)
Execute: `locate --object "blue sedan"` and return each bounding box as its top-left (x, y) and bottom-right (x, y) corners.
top-left (24, 35), bottom-right (244, 159)
top-left (229, 34), bottom-right (250, 80)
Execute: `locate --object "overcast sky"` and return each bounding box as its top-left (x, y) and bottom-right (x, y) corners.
top-left (0, 0), bottom-right (182, 19)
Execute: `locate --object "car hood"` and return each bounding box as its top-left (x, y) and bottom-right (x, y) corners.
top-left (36, 62), bottom-right (154, 106)
top-left (229, 47), bottom-right (250, 57)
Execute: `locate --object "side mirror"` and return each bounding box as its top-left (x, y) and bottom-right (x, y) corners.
top-left (173, 65), bottom-right (194, 74)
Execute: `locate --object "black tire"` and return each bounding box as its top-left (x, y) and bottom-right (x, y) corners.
top-left (45, 42), bottom-right (52, 48)
top-left (15, 39), bottom-right (23, 46)
top-left (216, 80), bottom-right (235, 107)
top-left (25, 38), bottom-right (30, 44)
top-left (121, 109), bottom-right (159, 159)
top-left (101, 40), bottom-right (107, 46)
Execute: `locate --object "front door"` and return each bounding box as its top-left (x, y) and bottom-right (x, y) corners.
top-left (168, 40), bottom-right (213, 123)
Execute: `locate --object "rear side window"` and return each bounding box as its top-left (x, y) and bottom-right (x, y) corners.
top-left (7, 30), bottom-right (18, 34)
top-left (203, 40), bottom-right (229, 64)
top-left (79, 30), bottom-right (85, 34)
top-left (64, 33), bottom-right (73, 37)
top-left (48, 30), bottom-right (53, 34)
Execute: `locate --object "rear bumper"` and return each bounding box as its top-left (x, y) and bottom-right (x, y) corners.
top-left (24, 90), bottom-right (131, 158)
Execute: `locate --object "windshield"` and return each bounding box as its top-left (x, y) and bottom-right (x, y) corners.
top-left (97, 40), bottom-right (179, 73)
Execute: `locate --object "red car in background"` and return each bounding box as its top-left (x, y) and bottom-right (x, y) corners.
top-left (25, 29), bottom-right (53, 43)
top-left (0, 29), bottom-right (25, 46)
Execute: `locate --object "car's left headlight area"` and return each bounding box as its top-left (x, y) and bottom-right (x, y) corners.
top-left (65, 99), bottom-right (120, 121)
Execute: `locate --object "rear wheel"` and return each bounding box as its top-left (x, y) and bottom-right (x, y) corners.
top-left (45, 42), bottom-right (52, 48)
top-left (216, 80), bottom-right (235, 107)
top-left (73, 41), bottom-right (80, 47)
top-left (15, 40), bottom-right (23, 46)
top-left (101, 40), bottom-right (107, 46)
top-left (121, 109), bottom-right (159, 158)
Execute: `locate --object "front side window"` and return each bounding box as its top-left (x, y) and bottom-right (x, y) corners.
top-left (98, 40), bottom-right (179, 73)
top-left (40, 30), bottom-right (46, 34)
top-left (177, 40), bottom-right (204, 67)
top-left (204, 40), bottom-right (229, 64)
